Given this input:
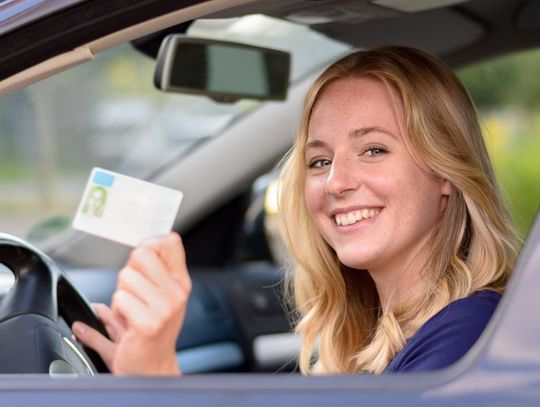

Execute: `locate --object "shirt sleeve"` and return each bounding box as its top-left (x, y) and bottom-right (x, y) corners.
top-left (385, 295), bottom-right (499, 373)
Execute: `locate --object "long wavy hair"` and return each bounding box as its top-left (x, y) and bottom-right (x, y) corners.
top-left (278, 46), bottom-right (519, 374)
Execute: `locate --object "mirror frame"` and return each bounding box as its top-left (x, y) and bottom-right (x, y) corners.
top-left (154, 34), bottom-right (291, 102)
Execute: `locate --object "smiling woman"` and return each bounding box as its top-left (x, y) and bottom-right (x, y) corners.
top-left (278, 46), bottom-right (519, 375)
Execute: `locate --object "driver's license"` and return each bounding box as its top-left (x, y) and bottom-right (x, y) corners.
top-left (72, 167), bottom-right (183, 246)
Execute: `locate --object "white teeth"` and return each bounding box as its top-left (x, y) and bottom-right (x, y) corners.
top-left (334, 209), bottom-right (380, 226)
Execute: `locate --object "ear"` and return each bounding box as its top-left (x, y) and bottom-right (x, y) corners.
top-left (439, 179), bottom-right (453, 212)
top-left (441, 178), bottom-right (452, 196)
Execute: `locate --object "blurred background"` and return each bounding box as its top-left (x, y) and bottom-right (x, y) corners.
top-left (459, 50), bottom-right (540, 239)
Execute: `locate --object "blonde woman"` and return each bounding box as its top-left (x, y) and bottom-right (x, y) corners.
top-left (74, 46), bottom-right (518, 376)
top-left (278, 46), bottom-right (518, 374)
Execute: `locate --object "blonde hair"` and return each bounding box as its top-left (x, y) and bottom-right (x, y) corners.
top-left (278, 46), bottom-right (518, 374)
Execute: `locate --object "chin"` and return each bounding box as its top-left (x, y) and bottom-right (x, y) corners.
top-left (336, 248), bottom-right (376, 271)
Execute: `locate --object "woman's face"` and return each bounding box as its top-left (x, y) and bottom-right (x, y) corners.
top-left (304, 77), bottom-right (450, 275)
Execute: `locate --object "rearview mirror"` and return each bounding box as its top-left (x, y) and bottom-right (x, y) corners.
top-left (154, 35), bottom-right (290, 102)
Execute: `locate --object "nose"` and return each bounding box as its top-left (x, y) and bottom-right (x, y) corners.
top-left (324, 155), bottom-right (359, 196)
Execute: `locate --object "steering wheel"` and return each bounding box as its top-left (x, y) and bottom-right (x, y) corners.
top-left (0, 233), bottom-right (110, 375)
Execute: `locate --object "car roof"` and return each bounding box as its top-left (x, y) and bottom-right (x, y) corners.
top-left (0, 0), bottom-right (207, 81)
top-left (0, 0), bottom-right (86, 36)
top-left (1, 0), bottom-right (540, 83)
top-left (212, 0), bottom-right (540, 65)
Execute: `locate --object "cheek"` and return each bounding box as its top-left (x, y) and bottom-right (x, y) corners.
top-left (400, 172), bottom-right (444, 224)
top-left (381, 159), bottom-right (443, 216)
top-left (304, 177), bottom-right (324, 215)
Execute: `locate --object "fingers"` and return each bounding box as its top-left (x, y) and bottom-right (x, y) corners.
top-left (72, 321), bottom-right (116, 370)
top-left (116, 266), bottom-right (171, 310)
top-left (139, 233), bottom-right (191, 291)
top-left (141, 232), bottom-right (185, 272)
top-left (125, 246), bottom-right (170, 288)
top-left (93, 303), bottom-right (125, 342)
top-left (119, 233), bottom-right (191, 314)
top-left (111, 289), bottom-right (186, 339)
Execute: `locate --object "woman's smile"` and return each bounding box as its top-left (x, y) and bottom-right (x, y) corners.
top-left (332, 207), bottom-right (382, 227)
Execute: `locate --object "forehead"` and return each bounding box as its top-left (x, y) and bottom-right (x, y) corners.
top-left (307, 76), bottom-right (405, 141)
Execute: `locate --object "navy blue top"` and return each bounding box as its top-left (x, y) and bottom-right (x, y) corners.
top-left (384, 290), bottom-right (501, 373)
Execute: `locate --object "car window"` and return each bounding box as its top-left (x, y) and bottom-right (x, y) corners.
top-left (459, 49), bottom-right (540, 238)
top-left (0, 15), bottom-right (348, 249)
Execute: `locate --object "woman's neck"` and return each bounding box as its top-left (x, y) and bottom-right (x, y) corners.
top-left (368, 238), bottom-right (433, 311)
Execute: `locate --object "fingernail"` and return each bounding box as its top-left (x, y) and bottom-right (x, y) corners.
top-left (72, 322), bottom-right (86, 335)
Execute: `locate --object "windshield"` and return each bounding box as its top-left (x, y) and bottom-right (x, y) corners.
top-left (0, 15), bottom-right (349, 247)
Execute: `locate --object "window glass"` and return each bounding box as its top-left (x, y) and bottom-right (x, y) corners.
top-left (459, 49), bottom-right (540, 238)
top-left (0, 15), bottom-right (348, 248)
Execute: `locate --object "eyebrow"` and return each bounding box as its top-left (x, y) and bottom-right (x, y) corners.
top-left (305, 126), bottom-right (397, 151)
top-left (351, 126), bottom-right (397, 140)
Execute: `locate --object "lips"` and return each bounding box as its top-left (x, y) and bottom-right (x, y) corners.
top-left (334, 208), bottom-right (381, 226)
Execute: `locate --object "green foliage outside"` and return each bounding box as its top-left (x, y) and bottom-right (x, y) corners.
top-left (459, 50), bottom-right (540, 239)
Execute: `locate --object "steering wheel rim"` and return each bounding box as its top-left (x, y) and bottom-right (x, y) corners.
top-left (0, 233), bottom-right (110, 374)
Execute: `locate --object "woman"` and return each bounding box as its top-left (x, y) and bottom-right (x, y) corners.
top-left (278, 46), bottom-right (518, 374)
top-left (73, 46), bottom-right (518, 375)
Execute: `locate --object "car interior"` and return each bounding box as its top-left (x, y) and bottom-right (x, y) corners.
top-left (0, 0), bottom-right (539, 378)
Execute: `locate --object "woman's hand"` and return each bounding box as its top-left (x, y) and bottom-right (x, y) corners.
top-left (72, 232), bottom-right (191, 375)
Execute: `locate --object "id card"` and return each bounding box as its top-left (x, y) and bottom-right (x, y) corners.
top-left (72, 168), bottom-right (183, 247)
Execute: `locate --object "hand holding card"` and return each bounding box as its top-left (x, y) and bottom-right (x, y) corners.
top-left (71, 168), bottom-right (189, 375)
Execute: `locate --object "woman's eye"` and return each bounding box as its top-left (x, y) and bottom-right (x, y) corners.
top-left (364, 147), bottom-right (387, 157)
top-left (308, 159), bottom-right (331, 169)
